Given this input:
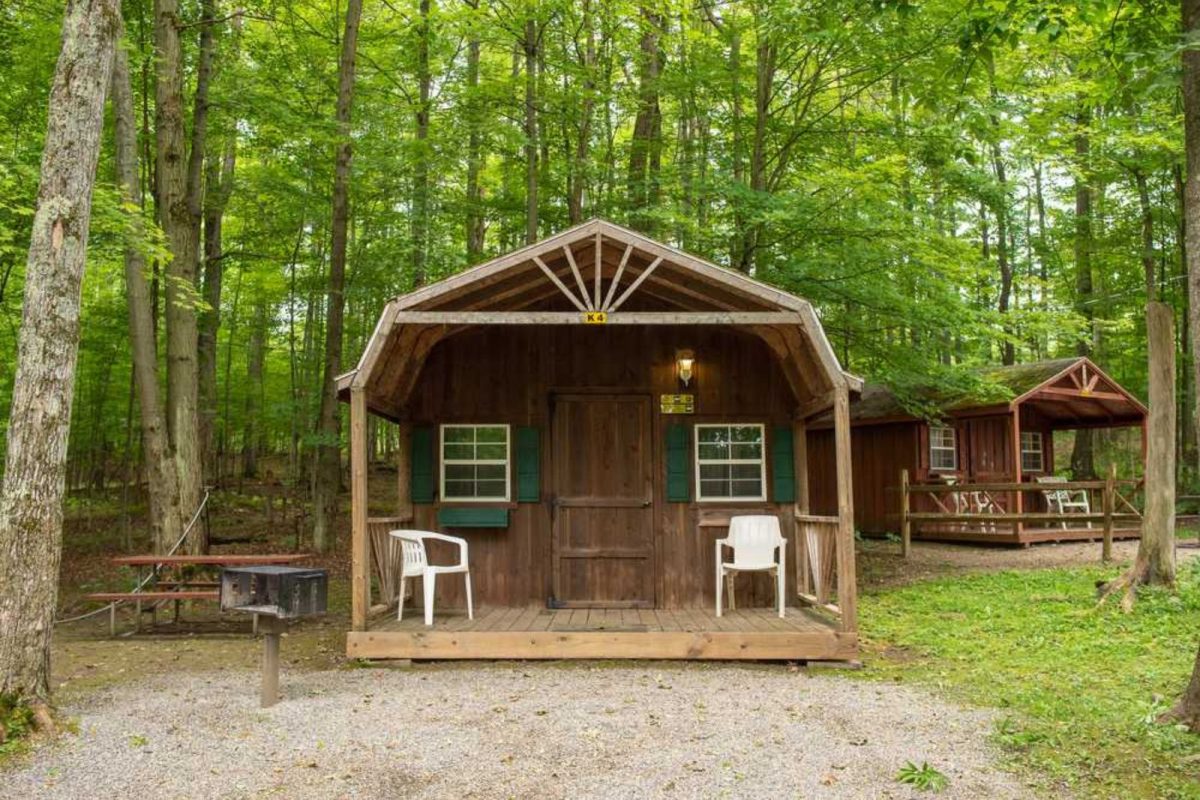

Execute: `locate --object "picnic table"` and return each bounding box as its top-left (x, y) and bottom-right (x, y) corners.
top-left (90, 553), bottom-right (312, 635)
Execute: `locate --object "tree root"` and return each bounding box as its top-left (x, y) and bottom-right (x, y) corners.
top-left (1095, 561), bottom-right (1147, 613)
top-left (1157, 701), bottom-right (1200, 734)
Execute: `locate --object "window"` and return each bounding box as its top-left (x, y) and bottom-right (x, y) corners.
top-left (440, 425), bottom-right (510, 501)
top-left (695, 424), bottom-right (766, 501)
top-left (1020, 431), bottom-right (1044, 473)
top-left (929, 425), bottom-right (957, 472)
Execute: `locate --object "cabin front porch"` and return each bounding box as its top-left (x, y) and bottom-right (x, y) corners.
top-left (348, 603), bottom-right (853, 661)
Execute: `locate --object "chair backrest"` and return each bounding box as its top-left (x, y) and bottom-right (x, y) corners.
top-left (391, 531), bottom-right (428, 575)
top-left (728, 515), bottom-right (784, 566)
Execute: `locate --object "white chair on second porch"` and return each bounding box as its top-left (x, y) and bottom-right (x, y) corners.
top-left (1036, 475), bottom-right (1093, 530)
top-left (715, 515), bottom-right (786, 619)
top-left (389, 530), bottom-right (474, 626)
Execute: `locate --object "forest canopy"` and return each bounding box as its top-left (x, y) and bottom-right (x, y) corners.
top-left (0, 0), bottom-right (1187, 489)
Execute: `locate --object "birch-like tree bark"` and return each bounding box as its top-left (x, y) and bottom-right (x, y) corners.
top-left (0, 0), bottom-right (120, 704)
top-left (312, 0), bottom-right (364, 552)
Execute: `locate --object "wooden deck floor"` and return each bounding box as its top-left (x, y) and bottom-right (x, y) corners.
top-left (347, 605), bottom-right (854, 662)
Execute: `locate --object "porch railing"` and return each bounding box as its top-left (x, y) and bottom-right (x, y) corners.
top-left (367, 515), bottom-right (412, 607)
top-left (899, 466), bottom-right (1142, 561)
top-left (794, 513), bottom-right (841, 616)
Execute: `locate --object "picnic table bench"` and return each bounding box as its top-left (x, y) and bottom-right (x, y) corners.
top-left (86, 553), bottom-right (311, 635)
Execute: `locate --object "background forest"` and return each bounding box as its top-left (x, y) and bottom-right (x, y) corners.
top-left (0, 0), bottom-right (1188, 529)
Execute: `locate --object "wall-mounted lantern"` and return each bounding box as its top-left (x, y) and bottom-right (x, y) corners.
top-left (675, 349), bottom-right (696, 389)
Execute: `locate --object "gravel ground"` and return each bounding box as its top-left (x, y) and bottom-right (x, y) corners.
top-left (4, 664), bottom-right (1035, 800)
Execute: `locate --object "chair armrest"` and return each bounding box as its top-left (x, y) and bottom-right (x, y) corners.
top-left (420, 530), bottom-right (470, 567)
top-left (715, 538), bottom-right (732, 549)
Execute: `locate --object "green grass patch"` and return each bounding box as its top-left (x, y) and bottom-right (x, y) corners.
top-left (858, 558), bottom-right (1200, 798)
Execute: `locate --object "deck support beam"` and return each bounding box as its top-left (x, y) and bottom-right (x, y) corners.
top-left (350, 386), bottom-right (369, 631)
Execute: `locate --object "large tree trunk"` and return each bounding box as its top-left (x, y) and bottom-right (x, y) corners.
top-left (1162, 641), bottom-right (1200, 732)
top-left (1140, 301), bottom-right (1178, 584)
top-left (1184, 0), bottom-right (1200, 479)
top-left (464, 0), bottom-right (484, 261)
top-left (113, 42), bottom-right (185, 554)
top-left (0, 0), bottom-right (120, 705)
top-left (311, 0), bottom-right (363, 553)
top-left (523, 15), bottom-right (538, 244)
top-left (1071, 102), bottom-right (1097, 478)
top-left (410, 0), bottom-right (431, 287)
top-left (627, 5), bottom-right (662, 233)
top-left (567, 0), bottom-right (595, 225)
top-left (198, 139), bottom-right (235, 483)
top-left (155, 0), bottom-right (208, 552)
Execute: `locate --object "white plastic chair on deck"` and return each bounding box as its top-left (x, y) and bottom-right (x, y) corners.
top-left (715, 515), bottom-right (786, 618)
top-left (1036, 476), bottom-right (1093, 530)
top-left (389, 530), bottom-right (474, 626)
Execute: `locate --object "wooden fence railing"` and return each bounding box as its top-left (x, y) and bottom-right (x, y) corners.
top-left (899, 465), bottom-right (1141, 561)
top-left (794, 513), bottom-right (841, 615)
top-left (367, 515), bottom-right (413, 607)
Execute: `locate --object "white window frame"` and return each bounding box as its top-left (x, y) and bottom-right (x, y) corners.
top-left (694, 423), bottom-right (767, 502)
top-left (929, 425), bottom-right (957, 472)
top-left (439, 424), bottom-right (511, 503)
top-left (1020, 430), bottom-right (1044, 473)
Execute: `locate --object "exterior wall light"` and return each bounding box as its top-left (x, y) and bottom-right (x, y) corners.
top-left (676, 349), bottom-right (696, 388)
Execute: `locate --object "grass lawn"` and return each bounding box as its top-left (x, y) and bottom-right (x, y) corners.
top-left (858, 554), bottom-right (1200, 798)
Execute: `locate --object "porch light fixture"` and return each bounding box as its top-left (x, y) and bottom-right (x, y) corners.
top-left (676, 349), bottom-right (696, 388)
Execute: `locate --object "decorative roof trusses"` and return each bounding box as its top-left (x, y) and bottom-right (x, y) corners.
top-left (338, 219), bottom-right (860, 420)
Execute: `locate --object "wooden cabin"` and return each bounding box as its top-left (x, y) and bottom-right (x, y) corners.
top-left (336, 219), bottom-right (861, 661)
top-left (808, 357), bottom-right (1147, 546)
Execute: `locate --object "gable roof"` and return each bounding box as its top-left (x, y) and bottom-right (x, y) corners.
top-left (820, 357), bottom-right (1145, 429)
top-left (339, 219), bottom-right (861, 419)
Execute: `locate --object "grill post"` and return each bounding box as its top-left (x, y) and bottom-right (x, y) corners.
top-left (260, 616), bottom-right (284, 708)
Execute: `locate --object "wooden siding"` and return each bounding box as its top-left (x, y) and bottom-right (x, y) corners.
top-left (397, 324), bottom-right (800, 609)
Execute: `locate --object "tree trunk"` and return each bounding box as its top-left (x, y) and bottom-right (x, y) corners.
top-left (1183, 0), bottom-right (1200, 480)
top-left (627, 5), bottom-right (662, 233)
top-left (311, 0), bottom-right (363, 553)
top-left (524, 15), bottom-right (538, 244)
top-left (1140, 301), bottom-right (1178, 584)
top-left (1162, 641), bottom-right (1200, 733)
top-left (243, 302), bottom-right (266, 478)
top-left (113, 42), bottom-right (184, 554)
top-left (0, 0), bottom-right (120, 704)
top-left (992, 142), bottom-right (1014, 365)
top-left (464, 0), bottom-right (484, 261)
top-left (567, 0), bottom-right (595, 225)
top-left (740, 34), bottom-right (774, 274)
top-left (1071, 102), bottom-right (1096, 478)
top-left (155, 0), bottom-right (207, 551)
top-left (410, 0), bottom-right (431, 288)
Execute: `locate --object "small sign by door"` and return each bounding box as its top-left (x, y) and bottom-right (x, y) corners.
top-left (660, 394), bottom-right (695, 414)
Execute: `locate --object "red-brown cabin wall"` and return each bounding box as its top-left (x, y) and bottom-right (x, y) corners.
top-left (394, 324), bottom-right (805, 609)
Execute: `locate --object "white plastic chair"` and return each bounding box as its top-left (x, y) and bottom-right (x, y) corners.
top-left (715, 515), bottom-right (786, 618)
top-left (389, 530), bottom-right (474, 626)
top-left (1036, 476), bottom-right (1092, 530)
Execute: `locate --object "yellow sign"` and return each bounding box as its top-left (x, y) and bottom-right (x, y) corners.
top-left (660, 394), bottom-right (695, 414)
top-left (583, 311), bottom-right (608, 324)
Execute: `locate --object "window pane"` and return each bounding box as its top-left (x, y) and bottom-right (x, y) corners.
top-left (445, 464), bottom-right (475, 480)
top-left (476, 443), bottom-right (506, 460)
top-left (699, 463), bottom-right (730, 481)
top-left (444, 480), bottom-right (474, 498)
top-left (476, 426), bottom-right (507, 443)
top-left (698, 442), bottom-right (728, 461)
top-left (476, 464), bottom-right (506, 480)
top-left (730, 426), bottom-right (762, 443)
top-left (730, 463), bottom-right (761, 480)
top-left (444, 444), bottom-right (474, 461)
top-left (698, 426), bottom-right (728, 444)
top-left (475, 480), bottom-right (507, 498)
top-left (731, 479), bottom-right (762, 497)
top-left (700, 480), bottom-right (731, 497)
top-left (730, 442), bottom-right (762, 460)
top-left (444, 427), bottom-right (474, 444)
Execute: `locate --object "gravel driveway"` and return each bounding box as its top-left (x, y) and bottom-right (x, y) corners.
top-left (4, 663), bottom-right (1034, 799)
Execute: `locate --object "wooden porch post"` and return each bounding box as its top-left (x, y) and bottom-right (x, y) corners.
top-left (793, 418), bottom-right (809, 513)
top-left (1010, 407), bottom-right (1024, 538)
top-left (833, 383), bottom-right (858, 633)
top-left (396, 419), bottom-right (412, 521)
top-left (350, 386), bottom-right (369, 631)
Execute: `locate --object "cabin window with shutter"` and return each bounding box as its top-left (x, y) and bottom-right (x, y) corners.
top-left (929, 425), bottom-right (957, 472)
top-left (694, 424), bottom-right (766, 501)
top-left (440, 424), bottom-right (510, 501)
top-left (1020, 431), bottom-right (1044, 473)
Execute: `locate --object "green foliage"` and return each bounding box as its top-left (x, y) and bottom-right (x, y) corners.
top-left (859, 560), bottom-right (1200, 797)
top-left (0, 692), bottom-right (36, 757)
top-left (895, 760), bottom-right (949, 793)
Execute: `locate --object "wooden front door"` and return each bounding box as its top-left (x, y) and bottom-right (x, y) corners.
top-left (551, 394), bottom-right (655, 608)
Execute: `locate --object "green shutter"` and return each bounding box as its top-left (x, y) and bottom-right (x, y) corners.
top-left (516, 426), bottom-right (540, 503)
top-left (438, 507), bottom-right (509, 528)
top-left (411, 426), bottom-right (435, 503)
top-left (666, 423), bottom-right (690, 502)
top-left (771, 426), bottom-right (796, 503)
